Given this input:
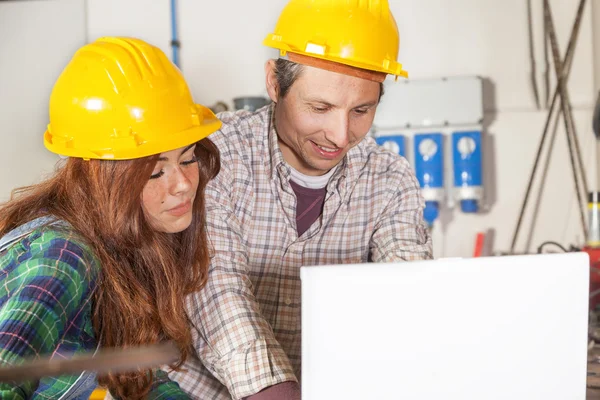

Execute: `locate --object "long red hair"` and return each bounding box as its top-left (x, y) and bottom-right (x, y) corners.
top-left (0, 138), bottom-right (220, 398)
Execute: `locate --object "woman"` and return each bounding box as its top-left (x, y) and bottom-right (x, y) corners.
top-left (0, 37), bottom-right (221, 399)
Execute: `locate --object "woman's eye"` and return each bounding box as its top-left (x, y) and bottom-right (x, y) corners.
top-left (181, 157), bottom-right (198, 166)
top-left (149, 170), bottom-right (164, 179)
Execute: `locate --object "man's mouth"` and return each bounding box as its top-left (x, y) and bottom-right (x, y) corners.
top-left (311, 141), bottom-right (343, 159)
top-left (316, 144), bottom-right (339, 153)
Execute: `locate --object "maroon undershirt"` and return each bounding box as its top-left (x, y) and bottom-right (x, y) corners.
top-left (289, 180), bottom-right (327, 237)
top-left (244, 180), bottom-right (325, 400)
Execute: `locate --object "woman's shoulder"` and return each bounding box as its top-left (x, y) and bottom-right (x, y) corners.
top-left (1, 221), bottom-right (100, 286)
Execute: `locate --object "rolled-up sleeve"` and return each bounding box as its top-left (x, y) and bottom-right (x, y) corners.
top-left (369, 161), bottom-right (433, 262)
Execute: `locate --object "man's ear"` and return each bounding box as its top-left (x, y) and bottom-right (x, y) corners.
top-left (265, 59), bottom-right (279, 103)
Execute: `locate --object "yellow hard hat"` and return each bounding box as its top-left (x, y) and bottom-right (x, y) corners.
top-left (44, 37), bottom-right (222, 160)
top-left (263, 0), bottom-right (408, 79)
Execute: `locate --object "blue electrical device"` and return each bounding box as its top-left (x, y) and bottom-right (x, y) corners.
top-left (375, 135), bottom-right (406, 158)
top-left (414, 133), bottom-right (445, 227)
top-left (452, 131), bottom-right (483, 213)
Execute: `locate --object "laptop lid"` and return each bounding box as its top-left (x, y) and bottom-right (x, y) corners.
top-left (301, 253), bottom-right (590, 400)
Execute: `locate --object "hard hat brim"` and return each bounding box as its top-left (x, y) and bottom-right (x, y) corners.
top-left (44, 105), bottom-right (222, 161)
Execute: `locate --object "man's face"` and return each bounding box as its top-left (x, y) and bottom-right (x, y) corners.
top-left (271, 65), bottom-right (381, 176)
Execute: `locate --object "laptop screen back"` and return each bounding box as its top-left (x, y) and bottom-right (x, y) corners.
top-left (301, 253), bottom-right (589, 400)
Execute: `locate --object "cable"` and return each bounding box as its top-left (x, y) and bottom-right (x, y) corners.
top-left (536, 240), bottom-right (581, 253)
top-left (537, 241), bottom-right (569, 253)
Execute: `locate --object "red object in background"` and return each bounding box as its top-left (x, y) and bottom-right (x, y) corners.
top-left (473, 232), bottom-right (485, 257)
top-left (586, 246), bottom-right (600, 310)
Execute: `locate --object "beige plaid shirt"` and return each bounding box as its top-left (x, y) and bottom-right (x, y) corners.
top-left (169, 104), bottom-right (432, 399)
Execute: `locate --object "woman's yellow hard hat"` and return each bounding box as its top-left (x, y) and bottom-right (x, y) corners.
top-left (44, 37), bottom-right (221, 160)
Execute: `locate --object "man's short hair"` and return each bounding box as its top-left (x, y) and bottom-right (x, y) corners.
top-left (273, 58), bottom-right (385, 101)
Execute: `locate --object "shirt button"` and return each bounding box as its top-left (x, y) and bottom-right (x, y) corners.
top-left (285, 298), bottom-right (292, 306)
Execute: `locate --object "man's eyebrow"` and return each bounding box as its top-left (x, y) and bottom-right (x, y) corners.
top-left (304, 97), bottom-right (335, 107)
top-left (304, 97), bottom-right (378, 109)
top-left (354, 101), bottom-right (378, 108)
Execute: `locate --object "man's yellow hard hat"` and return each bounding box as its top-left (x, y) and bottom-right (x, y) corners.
top-left (263, 0), bottom-right (408, 79)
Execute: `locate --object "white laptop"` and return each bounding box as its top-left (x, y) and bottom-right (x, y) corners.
top-left (301, 253), bottom-right (590, 400)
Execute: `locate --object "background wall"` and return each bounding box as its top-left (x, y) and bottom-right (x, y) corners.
top-left (2, 0), bottom-right (598, 257)
top-left (0, 0), bottom-right (86, 202)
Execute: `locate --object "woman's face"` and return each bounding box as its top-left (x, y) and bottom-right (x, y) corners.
top-left (141, 144), bottom-right (199, 233)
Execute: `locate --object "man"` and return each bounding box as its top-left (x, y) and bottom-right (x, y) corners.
top-left (170, 0), bottom-right (432, 398)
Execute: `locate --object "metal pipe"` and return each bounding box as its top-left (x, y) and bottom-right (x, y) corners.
top-left (527, 0), bottom-right (541, 109)
top-left (543, 1), bottom-right (551, 108)
top-left (170, 0), bottom-right (180, 68)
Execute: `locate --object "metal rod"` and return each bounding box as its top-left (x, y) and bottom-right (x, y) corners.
top-left (524, 103), bottom-right (563, 251)
top-left (528, 0), bottom-right (541, 109)
top-left (543, 0), bottom-right (551, 108)
top-left (510, 0), bottom-right (586, 253)
top-left (544, 0), bottom-right (588, 239)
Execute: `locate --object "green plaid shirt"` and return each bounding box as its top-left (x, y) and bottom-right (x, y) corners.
top-left (0, 223), bottom-right (188, 399)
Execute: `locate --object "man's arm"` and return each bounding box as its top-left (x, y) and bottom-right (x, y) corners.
top-left (243, 381), bottom-right (301, 400)
top-left (369, 163), bottom-right (433, 262)
top-left (186, 162), bottom-right (298, 399)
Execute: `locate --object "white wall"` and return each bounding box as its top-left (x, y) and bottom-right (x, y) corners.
top-left (2, 0), bottom-right (597, 257)
top-left (86, 0), bottom-right (283, 109)
top-left (0, 0), bottom-right (87, 202)
top-left (86, 0), bottom-right (596, 111)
